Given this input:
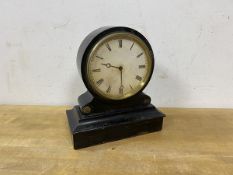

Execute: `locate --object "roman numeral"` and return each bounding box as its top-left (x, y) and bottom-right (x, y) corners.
top-left (96, 55), bottom-right (104, 59)
top-left (105, 43), bottom-right (111, 51)
top-left (118, 40), bottom-right (122, 48)
top-left (96, 78), bottom-right (104, 86)
top-left (106, 86), bottom-right (111, 93)
top-left (139, 65), bottom-right (146, 69)
top-left (136, 75), bottom-right (142, 81)
top-left (119, 87), bottom-right (123, 95)
top-left (137, 53), bottom-right (143, 58)
top-left (92, 68), bottom-right (101, 72)
top-left (130, 42), bottom-right (134, 50)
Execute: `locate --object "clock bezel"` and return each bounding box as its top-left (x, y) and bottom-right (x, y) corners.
top-left (78, 26), bottom-right (155, 102)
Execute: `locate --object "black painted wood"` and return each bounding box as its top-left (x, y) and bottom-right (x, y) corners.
top-left (66, 26), bottom-right (165, 149)
top-left (77, 26), bottom-right (154, 102)
top-left (66, 101), bottom-right (164, 149)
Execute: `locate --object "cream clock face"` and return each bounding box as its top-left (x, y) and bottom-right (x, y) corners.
top-left (86, 32), bottom-right (153, 100)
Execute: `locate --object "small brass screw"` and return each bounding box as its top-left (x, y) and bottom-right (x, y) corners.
top-left (81, 106), bottom-right (91, 114)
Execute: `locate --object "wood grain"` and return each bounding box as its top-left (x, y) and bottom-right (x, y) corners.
top-left (0, 105), bottom-right (232, 175)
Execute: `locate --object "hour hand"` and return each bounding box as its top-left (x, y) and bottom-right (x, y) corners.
top-left (101, 63), bottom-right (120, 69)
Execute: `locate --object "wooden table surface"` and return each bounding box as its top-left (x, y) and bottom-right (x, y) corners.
top-left (0, 105), bottom-right (232, 175)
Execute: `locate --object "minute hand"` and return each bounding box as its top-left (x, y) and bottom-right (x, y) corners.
top-left (120, 68), bottom-right (123, 86)
top-left (119, 66), bottom-right (123, 90)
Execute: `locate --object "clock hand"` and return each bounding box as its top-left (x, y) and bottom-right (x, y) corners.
top-left (119, 66), bottom-right (124, 94)
top-left (120, 66), bottom-right (123, 86)
top-left (101, 63), bottom-right (120, 69)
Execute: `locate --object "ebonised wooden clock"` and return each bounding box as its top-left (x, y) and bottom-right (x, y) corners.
top-left (66, 26), bottom-right (165, 149)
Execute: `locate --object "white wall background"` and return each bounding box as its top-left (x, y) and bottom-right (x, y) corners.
top-left (0, 0), bottom-right (233, 108)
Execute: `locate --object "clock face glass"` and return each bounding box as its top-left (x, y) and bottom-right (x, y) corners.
top-left (86, 32), bottom-right (153, 100)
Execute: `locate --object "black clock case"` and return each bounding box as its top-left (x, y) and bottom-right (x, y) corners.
top-left (66, 26), bottom-right (165, 149)
top-left (77, 26), bottom-right (155, 101)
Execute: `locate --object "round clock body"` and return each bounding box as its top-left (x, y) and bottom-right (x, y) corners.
top-left (77, 26), bottom-right (154, 101)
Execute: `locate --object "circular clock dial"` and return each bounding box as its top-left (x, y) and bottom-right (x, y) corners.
top-left (86, 32), bottom-right (153, 100)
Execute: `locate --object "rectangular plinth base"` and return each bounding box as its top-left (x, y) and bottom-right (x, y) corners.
top-left (66, 105), bottom-right (164, 149)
